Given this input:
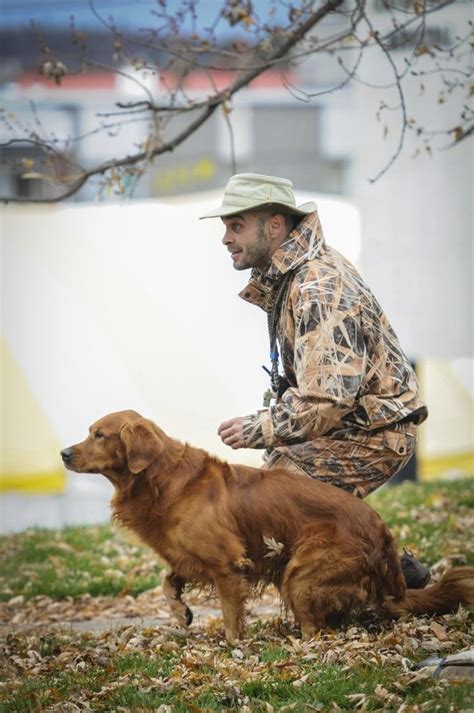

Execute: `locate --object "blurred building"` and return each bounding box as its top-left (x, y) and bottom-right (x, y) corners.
top-left (0, 68), bottom-right (348, 201)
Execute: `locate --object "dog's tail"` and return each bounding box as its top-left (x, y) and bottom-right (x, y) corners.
top-left (384, 566), bottom-right (474, 618)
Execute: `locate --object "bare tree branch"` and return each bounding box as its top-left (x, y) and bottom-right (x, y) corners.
top-left (1, 0), bottom-right (471, 202)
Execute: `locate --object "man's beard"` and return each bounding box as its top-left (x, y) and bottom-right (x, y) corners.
top-left (234, 223), bottom-right (271, 271)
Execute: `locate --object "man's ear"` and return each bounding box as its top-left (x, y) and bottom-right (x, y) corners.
top-left (268, 213), bottom-right (287, 242)
top-left (120, 420), bottom-right (163, 474)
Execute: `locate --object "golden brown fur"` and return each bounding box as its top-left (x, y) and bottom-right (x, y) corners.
top-left (61, 410), bottom-right (474, 641)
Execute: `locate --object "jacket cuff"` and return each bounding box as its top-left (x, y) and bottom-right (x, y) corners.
top-left (242, 410), bottom-right (275, 449)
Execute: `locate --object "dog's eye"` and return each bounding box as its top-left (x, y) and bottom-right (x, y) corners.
top-left (95, 432), bottom-right (105, 440)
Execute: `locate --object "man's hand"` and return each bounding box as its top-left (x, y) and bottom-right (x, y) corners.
top-left (218, 417), bottom-right (245, 449)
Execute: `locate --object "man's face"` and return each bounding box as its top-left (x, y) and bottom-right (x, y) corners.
top-left (221, 212), bottom-right (271, 271)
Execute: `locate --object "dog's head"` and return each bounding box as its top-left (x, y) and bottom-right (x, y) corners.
top-left (60, 410), bottom-right (166, 485)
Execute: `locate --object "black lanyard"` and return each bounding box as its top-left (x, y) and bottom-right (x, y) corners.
top-left (265, 271), bottom-right (294, 395)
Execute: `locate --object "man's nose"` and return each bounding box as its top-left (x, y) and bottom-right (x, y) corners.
top-left (222, 228), bottom-right (232, 245)
top-left (60, 448), bottom-right (74, 463)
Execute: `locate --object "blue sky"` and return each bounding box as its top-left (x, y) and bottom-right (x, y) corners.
top-left (0, 0), bottom-right (288, 34)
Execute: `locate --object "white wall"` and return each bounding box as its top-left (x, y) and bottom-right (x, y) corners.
top-left (350, 4), bottom-right (473, 359)
top-left (1, 193), bottom-right (360, 469)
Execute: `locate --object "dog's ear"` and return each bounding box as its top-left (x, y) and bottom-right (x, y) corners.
top-left (120, 420), bottom-right (163, 474)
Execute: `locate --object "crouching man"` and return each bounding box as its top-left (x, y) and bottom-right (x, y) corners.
top-left (201, 173), bottom-right (430, 588)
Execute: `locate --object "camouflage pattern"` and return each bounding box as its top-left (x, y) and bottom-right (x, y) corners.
top-left (239, 211), bottom-right (428, 495)
top-left (262, 421), bottom-right (418, 498)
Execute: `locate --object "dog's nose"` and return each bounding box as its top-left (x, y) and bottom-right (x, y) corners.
top-left (60, 448), bottom-right (74, 462)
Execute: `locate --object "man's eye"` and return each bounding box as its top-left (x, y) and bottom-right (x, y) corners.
top-left (232, 223), bottom-right (242, 232)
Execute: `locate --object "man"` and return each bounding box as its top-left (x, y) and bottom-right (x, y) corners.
top-left (200, 173), bottom-right (430, 587)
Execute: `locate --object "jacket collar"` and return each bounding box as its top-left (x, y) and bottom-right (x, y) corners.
top-left (238, 211), bottom-right (327, 308)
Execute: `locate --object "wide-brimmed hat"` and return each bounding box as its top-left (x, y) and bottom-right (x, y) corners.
top-left (199, 173), bottom-right (316, 219)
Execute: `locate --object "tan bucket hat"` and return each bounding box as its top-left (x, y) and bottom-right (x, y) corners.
top-left (199, 173), bottom-right (316, 219)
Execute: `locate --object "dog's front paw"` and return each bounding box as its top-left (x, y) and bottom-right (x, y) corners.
top-left (175, 604), bottom-right (193, 628)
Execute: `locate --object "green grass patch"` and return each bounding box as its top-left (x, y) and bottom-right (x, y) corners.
top-left (259, 644), bottom-right (290, 664)
top-left (2, 638), bottom-right (473, 712)
top-left (0, 524), bottom-right (162, 601)
top-left (114, 651), bottom-right (178, 677)
top-left (367, 478), bottom-right (474, 565)
top-left (239, 663), bottom-right (389, 707)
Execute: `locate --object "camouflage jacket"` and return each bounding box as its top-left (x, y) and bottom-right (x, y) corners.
top-left (240, 211), bottom-right (428, 450)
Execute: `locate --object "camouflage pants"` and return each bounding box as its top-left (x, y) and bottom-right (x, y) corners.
top-left (263, 421), bottom-right (418, 498)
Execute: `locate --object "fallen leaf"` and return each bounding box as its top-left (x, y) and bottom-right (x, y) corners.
top-left (430, 622), bottom-right (448, 641)
top-left (263, 536), bottom-right (284, 558)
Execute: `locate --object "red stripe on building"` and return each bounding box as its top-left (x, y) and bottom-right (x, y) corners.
top-left (17, 68), bottom-right (293, 94)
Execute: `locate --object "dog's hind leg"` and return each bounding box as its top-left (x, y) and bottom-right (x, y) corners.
top-left (282, 525), bottom-right (368, 640)
top-left (162, 571), bottom-right (193, 627)
top-left (282, 560), bottom-right (344, 639)
top-left (283, 583), bottom-right (320, 641)
top-left (214, 573), bottom-right (249, 642)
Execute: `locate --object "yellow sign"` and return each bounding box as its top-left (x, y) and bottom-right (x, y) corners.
top-left (154, 158), bottom-right (217, 193)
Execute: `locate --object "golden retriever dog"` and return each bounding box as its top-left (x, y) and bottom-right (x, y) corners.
top-left (61, 410), bottom-right (474, 641)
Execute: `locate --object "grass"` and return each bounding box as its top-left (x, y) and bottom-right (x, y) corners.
top-left (0, 478), bottom-right (473, 711)
top-left (2, 629), bottom-right (473, 712)
top-left (0, 524), bottom-right (163, 601)
top-left (367, 478), bottom-right (474, 566)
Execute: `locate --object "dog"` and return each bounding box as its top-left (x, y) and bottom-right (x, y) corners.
top-left (61, 410), bottom-right (474, 641)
